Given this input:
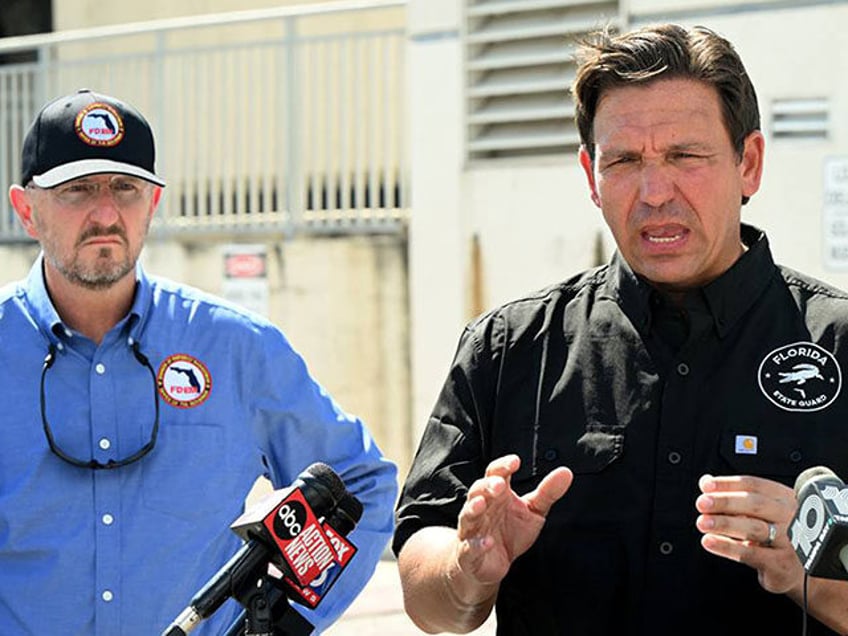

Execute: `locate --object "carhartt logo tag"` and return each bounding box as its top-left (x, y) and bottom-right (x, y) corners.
top-left (758, 341), bottom-right (841, 412)
top-left (735, 435), bottom-right (758, 455)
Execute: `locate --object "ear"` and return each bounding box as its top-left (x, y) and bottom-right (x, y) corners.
top-left (9, 185), bottom-right (40, 239)
top-left (579, 146), bottom-right (601, 208)
top-left (739, 130), bottom-right (765, 200)
top-left (148, 186), bottom-right (164, 221)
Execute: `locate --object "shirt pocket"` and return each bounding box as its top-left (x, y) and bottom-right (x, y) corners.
top-left (142, 421), bottom-right (231, 520)
top-left (718, 425), bottom-right (848, 483)
top-left (510, 423), bottom-right (625, 488)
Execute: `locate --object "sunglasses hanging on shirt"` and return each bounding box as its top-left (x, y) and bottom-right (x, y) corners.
top-left (39, 340), bottom-right (160, 469)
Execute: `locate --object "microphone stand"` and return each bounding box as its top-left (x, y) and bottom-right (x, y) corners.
top-left (223, 574), bottom-right (314, 636)
top-left (161, 551), bottom-right (314, 636)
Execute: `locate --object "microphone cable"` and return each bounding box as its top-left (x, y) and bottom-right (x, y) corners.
top-left (802, 571), bottom-right (808, 636)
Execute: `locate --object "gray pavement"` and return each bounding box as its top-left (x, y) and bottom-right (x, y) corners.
top-left (324, 556), bottom-right (497, 636)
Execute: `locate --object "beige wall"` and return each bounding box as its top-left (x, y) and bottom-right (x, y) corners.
top-left (53, 0), bottom-right (399, 30)
top-left (0, 233), bottom-right (413, 478)
top-left (629, 0), bottom-right (777, 16)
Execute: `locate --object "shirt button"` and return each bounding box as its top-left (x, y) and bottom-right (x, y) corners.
top-left (659, 541), bottom-right (674, 555)
top-left (102, 514), bottom-right (114, 525)
top-left (102, 590), bottom-right (114, 602)
top-left (676, 363), bottom-right (690, 376)
top-left (789, 450), bottom-right (803, 463)
top-left (99, 438), bottom-right (111, 450)
top-left (543, 448), bottom-right (558, 461)
top-left (667, 451), bottom-right (682, 465)
top-left (95, 363), bottom-right (106, 375)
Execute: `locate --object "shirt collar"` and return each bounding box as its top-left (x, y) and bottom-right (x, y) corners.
top-left (23, 252), bottom-right (152, 347)
top-left (605, 223), bottom-right (776, 338)
top-left (700, 223), bottom-right (774, 337)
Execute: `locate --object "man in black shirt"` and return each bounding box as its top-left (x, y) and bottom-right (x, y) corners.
top-left (393, 23), bottom-right (848, 635)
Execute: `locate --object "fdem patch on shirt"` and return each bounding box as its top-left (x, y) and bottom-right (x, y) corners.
top-left (757, 341), bottom-right (841, 412)
top-left (157, 353), bottom-right (212, 408)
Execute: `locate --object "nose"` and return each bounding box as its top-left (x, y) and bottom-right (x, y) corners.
top-left (88, 186), bottom-right (122, 223)
top-left (639, 163), bottom-right (675, 208)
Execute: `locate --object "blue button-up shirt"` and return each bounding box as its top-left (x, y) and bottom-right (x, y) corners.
top-left (0, 255), bottom-right (398, 635)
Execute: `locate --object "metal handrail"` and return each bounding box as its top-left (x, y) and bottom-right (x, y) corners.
top-left (0, 0), bottom-right (405, 53)
top-left (0, 0), bottom-right (409, 242)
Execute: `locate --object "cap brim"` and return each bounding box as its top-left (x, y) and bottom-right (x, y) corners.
top-left (31, 159), bottom-right (166, 188)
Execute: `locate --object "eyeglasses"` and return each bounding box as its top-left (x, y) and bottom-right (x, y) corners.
top-left (40, 340), bottom-right (160, 469)
top-left (29, 176), bottom-right (152, 209)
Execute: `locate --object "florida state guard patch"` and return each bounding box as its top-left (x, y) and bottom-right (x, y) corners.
top-left (758, 341), bottom-right (841, 412)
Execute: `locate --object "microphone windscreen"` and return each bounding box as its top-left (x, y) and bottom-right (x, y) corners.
top-left (339, 492), bottom-right (364, 523)
top-left (794, 465), bottom-right (840, 497)
top-left (303, 462), bottom-right (347, 501)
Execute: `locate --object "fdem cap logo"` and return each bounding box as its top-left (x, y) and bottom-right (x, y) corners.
top-left (758, 341), bottom-right (841, 412)
top-left (157, 353), bottom-right (212, 408)
top-left (75, 102), bottom-right (125, 147)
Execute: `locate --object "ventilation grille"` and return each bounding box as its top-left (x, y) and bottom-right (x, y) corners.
top-left (465, 0), bottom-right (620, 161)
top-left (771, 98), bottom-right (829, 140)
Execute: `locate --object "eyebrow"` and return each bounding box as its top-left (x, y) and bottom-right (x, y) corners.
top-left (600, 141), bottom-right (715, 158)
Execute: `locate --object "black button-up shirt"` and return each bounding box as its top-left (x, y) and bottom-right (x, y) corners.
top-left (394, 224), bottom-right (848, 635)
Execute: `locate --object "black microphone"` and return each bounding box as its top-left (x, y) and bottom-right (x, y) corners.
top-left (161, 462), bottom-right (347, 635)
top-left (282, 491), bottom-right (364, 608)
top-left (222, 483), bottom-right (364, 635)
top-left (789, 465), bottom-right (848, 580)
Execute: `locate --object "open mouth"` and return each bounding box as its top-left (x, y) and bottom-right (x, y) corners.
top-left (645, 233), bottom-right (683, 244)
top-left (641, 225), bottom-right (688, 247)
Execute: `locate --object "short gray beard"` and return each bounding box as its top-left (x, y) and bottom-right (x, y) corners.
top-left (47, 246), bottom-right (134, 291)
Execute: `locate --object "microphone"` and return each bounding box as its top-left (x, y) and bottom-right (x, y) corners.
top-left (789, 465), bottom-right (848, 580)
top-left (282, 491), bottom-right (363, 608)
top-left (162, 462), bottom-right (350, 635)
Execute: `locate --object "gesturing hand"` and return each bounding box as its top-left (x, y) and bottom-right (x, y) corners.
top-left (454, 454), bottom-right (573, 588)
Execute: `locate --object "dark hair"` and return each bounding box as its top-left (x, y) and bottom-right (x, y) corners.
top-left (572, 23), bottom-right (760, 164)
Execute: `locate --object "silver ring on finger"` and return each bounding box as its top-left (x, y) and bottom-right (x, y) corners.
top-left (763, 521), bottom-right (777, 548)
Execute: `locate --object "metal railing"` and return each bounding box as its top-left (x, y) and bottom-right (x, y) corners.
top-left (0, 0), bottom-right (408, 241)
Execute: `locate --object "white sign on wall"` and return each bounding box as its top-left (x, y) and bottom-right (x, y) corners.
top-left (221, 244), bottom-right (269, 317)
top-left (824, 156), bottom-right (848, 269)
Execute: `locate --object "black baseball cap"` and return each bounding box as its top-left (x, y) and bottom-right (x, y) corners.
top-left (21, 88), bottom-right (166, 188)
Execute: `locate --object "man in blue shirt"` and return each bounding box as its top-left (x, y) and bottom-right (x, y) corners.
top-left (2, 88), bottom-right (398, 635)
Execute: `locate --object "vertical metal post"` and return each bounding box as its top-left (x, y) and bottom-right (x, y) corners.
top-left (153, 30), bottom-right (169, 222)
top-left (284, 16), bottom-right (303, 235)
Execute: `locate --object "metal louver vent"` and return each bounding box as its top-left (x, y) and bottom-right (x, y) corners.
top-left (771, 98), bottom-right (829, 140)
top-left (465, 0), bottom-right (620, 161)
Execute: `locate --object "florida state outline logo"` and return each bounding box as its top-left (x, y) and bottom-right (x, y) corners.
top-left (157, 353), bottom-right (212, 408)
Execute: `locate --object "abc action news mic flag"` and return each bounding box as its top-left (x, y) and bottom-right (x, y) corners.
top-left (162, 463), bottom-right (361, 635)
top-left (281, 490), bottom-right (362, 608)
top-left (790, 465), bottom-right (848, 580)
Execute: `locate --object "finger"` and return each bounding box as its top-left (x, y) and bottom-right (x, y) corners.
top-left (525, 467), bottom-right (573, 517)
top-left (699, 474), bottom-right (793, 499)
top-left (695, 488), bottom-right (791, 521)
top-left (457, 494), bottom-right (489, 540)
top-left (697, 513), bottom-right (778, 546)
top-left (696, 490), bottom-right (755, 515)
top-left (484, 454), bottom-right (521, 480)
top-left (700, 530), bottom-right (748, 564)
top-left (467, 474), bottom-right (508, 501)
top-left (458, 476), bottom-right (512, 540)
